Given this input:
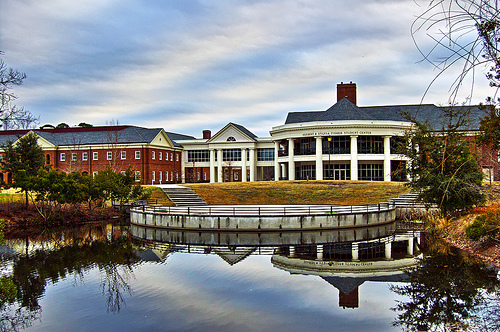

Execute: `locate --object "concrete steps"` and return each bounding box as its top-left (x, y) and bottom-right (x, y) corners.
top-left (162, 186), bottom-right (208, 207)
top-left (389, 192), bottom-right (420, 206)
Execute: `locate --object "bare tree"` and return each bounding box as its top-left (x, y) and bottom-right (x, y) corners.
top-left (413, 0), bottom-right (500, 101)
top-left (0, 52), bottom-right (39, 129)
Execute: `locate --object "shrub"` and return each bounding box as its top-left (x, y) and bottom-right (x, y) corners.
top-left (465, 212), bottom-right (500, 241)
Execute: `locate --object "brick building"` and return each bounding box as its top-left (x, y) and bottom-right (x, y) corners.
top-left (0, 125), bottom-right (192, 185)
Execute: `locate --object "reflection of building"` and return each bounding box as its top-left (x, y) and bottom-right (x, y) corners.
top-left (271, 231), bottom-right (422, 308)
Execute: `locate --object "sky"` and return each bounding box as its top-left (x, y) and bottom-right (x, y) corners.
top-left (0, 0), bottom-right (496, 138)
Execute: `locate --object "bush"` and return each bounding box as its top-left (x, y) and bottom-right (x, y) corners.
top-left (465, 212), bottom-right (500, 241)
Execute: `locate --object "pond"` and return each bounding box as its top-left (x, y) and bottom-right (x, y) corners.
top-left (0, 221), bottom-right (498, 331)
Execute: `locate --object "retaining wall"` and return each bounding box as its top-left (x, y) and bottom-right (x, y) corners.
top-left (130, 207), bottom-right (396, 232)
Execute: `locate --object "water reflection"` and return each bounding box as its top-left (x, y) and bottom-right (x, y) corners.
top-left (391, 240), bottom-right (500, 331)
top-left (0, 222), bottom-right (498, 331)
top-left (1, 223), bottom-right (137, 330)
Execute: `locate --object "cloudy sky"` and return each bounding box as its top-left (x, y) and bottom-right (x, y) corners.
top-left (0, 0), bottom-right (495, 137)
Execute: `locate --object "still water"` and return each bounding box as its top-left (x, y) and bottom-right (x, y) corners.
top-left (0, 222), bottom-right (498, 332)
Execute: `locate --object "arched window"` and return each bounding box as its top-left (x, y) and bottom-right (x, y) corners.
top-left (227, 136), bottom-right (236, 142)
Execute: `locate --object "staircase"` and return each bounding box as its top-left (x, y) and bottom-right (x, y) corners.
top-left (389, 192), bottom-right (419, 206)
top-left (161, 186), bottom-right (208, 207)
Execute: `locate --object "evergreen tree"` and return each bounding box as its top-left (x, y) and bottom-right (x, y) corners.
top-left (402, 106), bottom-right (486, 216)
top-left (1, 132), bottom-right (45, 208)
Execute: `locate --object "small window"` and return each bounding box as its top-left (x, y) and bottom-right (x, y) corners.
top-left (60, 153), bottom-right (65, 162)
top-left (159, 171), bottom-right (162, 182)
top-left (92, 171), bottom-right (98, 178)
top-left (93, 152), bottom-right (98, 160)
top-left (152, 171), bottom-right (155, 181)
top-left (71, 153), bottom-right (77, 161)
top-left (159, 152), bottom-right (162, 160)
top-left (135, 151), bottom-right (141, 159)
top-left (170, 153), bottom-right (173, 161)
top-left (135, 171), bottom-right (141, 181)
top-left (166, 171), bottom-right (169, 182)
top-left (227, 136), bottom-right (236, 142)
top-left (82, 152), bottom-right (88, 161)
top-left (204, 172), bottom-right (207, 181)
top-left (107, 151), bottom-right (112, 160)
top-left (176, 154), bottom-right (179, 162)
top-left (121, 151), bottom-right (126, 160)
top-left (152, 151), bottom-right (155, 160)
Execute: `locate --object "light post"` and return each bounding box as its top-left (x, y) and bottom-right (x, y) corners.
top-left (327, 137), bottom-right (332, 180)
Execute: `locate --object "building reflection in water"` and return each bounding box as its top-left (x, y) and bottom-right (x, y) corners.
top-left (271, 231), bottom-right (422, 309)
top-left (131, 223), bottom-right (423, 309)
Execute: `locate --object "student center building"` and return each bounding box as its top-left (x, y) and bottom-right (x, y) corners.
top-left (0, 82), bottom-right (493, 184)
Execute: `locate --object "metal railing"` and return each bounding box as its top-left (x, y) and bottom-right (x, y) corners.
top-left (131, 202), bottom-right (396, 217)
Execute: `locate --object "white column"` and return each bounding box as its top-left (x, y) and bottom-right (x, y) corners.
top-left (217, 149), bottom-right (223, 183)
top-left (352, 242), bottom-right (359, 261)
top-left (407, 237), bottom-right (414, 256)
top-left (315, 137), bottom-right (323, 180)
top-left (241, 148), bottom-right (247, 182)
top-left (209, 149), bottom-right (215, 183)
top-left (181, 150), bottom-right (187, 183)
top-left (385, 240), bottom-right (392, 260)
top-left (249, 148), bottom-right (256, 182)
top-left (350, 135), bottom-right (358, 181)
top-left (274, 141), bottom-right (280, 181)
top-left (288, 138), bottom-right (295, 181)
top-left (281, 164), bottom-right (287, 179)
top-left (316, 244), bottom-right (324, 260)
top-left (384, 136), bottom-right (391, 182)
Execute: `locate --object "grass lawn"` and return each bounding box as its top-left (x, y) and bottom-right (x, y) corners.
top-left (184, 180), bottom-right (410, 205)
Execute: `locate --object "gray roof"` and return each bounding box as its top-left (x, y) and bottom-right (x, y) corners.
top-left (33, 126), bottom-right (163, 146)
top-left (230, 122), bottom-right (258, 140)
top-left (285, 98), bottom-right (486, 131)
top-left (0, 126), bottom-right (193, 148)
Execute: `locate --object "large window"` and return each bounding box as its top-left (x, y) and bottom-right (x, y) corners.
top-left (296, 164), bottom-right (316, 180)
top-left (223, 149), bottom-right (241, 162)
top-left (294, 138), bottom-right (315, 155)
top-left (323, 136), bottom-right (350, 154)
top-left (257, 148), bottom-right (275, 161)
top-left (358, 136), bottom-right (383, 154)
top-left (324, 163), bottom-right (350, 180)
top-left (358, 163), bottom-right (383, 181)
top-left (188, 150), bottom-right (210, 162)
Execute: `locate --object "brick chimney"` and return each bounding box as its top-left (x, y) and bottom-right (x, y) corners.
top-left (203, 130), bottom-right (211, 139)
top-left (337, 81), bottom-right (357, 105)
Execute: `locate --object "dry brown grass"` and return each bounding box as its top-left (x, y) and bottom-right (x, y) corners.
top-left (185, 180), bottom-right (409, 205)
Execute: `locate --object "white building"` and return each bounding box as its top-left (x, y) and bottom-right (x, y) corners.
top-left (178, 82), bottom-right (486, 183)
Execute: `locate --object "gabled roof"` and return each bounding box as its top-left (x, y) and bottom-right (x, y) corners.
top-left (208, 122), bottom-right (258, 143)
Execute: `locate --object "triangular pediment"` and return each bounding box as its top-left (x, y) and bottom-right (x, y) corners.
top-left (150, 130), bottom-right (175, 147)
top-left (207, 123), bottom-right (257, 143)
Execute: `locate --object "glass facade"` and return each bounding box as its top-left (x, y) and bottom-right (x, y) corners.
top-left (358, 163), bottom-right (383, 181)
top-left (257, 148), bottom-right (275, 161)
top-left (188, 150), bottom-right (210, 162)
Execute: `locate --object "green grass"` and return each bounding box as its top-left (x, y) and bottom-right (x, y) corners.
top-left (185, 180), bottom-right (409, 205)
